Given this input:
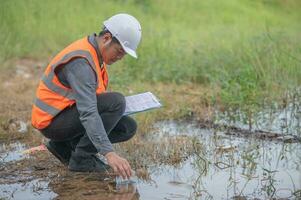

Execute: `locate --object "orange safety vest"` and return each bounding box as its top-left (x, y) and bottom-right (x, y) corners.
top-left (31, 36), bottom-right (108, 129)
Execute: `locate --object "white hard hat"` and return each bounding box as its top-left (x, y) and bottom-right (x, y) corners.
top-left (103, 13), bottom-right (142, 58)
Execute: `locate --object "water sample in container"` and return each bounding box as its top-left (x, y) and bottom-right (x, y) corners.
top-left (115, 171), bottom-right (138, 193)
top-left (115, 171), bottom-right (138, 185)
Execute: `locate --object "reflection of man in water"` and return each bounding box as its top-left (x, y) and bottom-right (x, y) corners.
top-left (49, 174), bottom-right (140, 200)
top-left (114, 183), bottom-right (140, 200)
top-left (31, 13), bottom-right (142, 180)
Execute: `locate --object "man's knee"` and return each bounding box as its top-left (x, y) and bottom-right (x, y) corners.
top-left (113, 92), bottom-right (126, 114)
top-left (108, 117), bottom-right (137, 143)
top-left (97, 92), bottom-right (126, 114)
top-left (125, 117), bottom-right (137, 140)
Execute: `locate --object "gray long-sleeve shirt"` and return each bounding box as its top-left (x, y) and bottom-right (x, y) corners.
top-left (55, 34), bottom-right (114, 155)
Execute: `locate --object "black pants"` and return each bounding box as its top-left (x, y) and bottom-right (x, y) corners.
top-left (40, 92), bottom-right (137, 153)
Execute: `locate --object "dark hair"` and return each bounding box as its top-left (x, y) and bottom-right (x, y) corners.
top-left (98, 26), bottom-right (120, 44)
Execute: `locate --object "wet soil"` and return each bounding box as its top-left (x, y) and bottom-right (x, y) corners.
top-left (0, 58), bottom-right (300, 199)
top-left (1, 120), bottom-right (300, 200)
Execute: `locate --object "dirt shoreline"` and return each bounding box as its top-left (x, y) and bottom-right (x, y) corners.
top-left (0, 58), bottom-right (211, 199)
top-left (1, 58), bottom-right (300, 200)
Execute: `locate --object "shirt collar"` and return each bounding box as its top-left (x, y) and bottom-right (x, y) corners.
top-left (88, 33), bottom-right (104, 67)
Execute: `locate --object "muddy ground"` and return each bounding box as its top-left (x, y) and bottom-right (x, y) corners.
top-left (0, 59), bottom-right (300, 200)
top-left (0, 58), bottom-right (210, 200)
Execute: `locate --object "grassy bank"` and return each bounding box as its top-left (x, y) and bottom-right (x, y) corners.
top-left (0, 0), bottom-right (300, 121)
top-left (0, 57), bottom-right (211, 140)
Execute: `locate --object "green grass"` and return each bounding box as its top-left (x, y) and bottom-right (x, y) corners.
top-left (0, 0), bottom-right (300, 113)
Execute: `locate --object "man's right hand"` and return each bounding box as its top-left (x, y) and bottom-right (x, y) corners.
top-left (105, 152), bottom-right (132, 179)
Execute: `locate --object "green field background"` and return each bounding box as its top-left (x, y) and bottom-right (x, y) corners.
top-left (1, 0), bottom-right (300, 110)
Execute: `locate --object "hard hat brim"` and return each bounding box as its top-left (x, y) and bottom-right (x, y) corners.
top-left (120, 44), bottom-right (138, 59)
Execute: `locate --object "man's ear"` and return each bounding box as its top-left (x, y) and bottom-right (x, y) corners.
top-left (103, 33), bottom-right (112, 46)
top-left (105, 39), bottom-right (112, 47)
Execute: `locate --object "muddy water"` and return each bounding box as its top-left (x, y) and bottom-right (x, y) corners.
top-left (148, 121), bottom-right (301, 199)
top-left (0, 179), bottom-right (56, 200)
top-left (215, 94), bottom-right (300, 136)
top-left (0, 142), bottom-right (28, 163)
top-left (1, 120), bottom-right (300, 199)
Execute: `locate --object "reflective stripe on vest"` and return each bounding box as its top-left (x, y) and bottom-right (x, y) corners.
top-left (34, 98), bottom-right (61, 116)
top-left (31, 36), bottom-right (108, 129)
top-left (40, 50), bottom-right (100, 99)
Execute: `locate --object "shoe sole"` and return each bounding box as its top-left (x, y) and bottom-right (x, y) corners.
top-left (45, 142), bottom-right (69, 166)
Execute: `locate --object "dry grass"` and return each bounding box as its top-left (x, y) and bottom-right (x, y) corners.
top-left (0, 58), bottom-right (213, 143)
top-left (0, 58), bottom-right (210, 198)
top-left (0, 58), bottom-right (211, 199)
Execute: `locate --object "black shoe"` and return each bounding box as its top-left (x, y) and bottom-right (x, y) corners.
top-left (45, 140), bottom-right (71, 166)
top-left (68, 152), bottom-right (111, 172)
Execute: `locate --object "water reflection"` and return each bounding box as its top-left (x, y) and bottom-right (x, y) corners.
top-left (0, 118), bottom-right (300, 199)
top-left (46, 171), bottom-right (140, 200)
top-left (215, 90), bottom-right (300, 136)
top-left (138, 121), bottom-right (301, 199)
top-left (0, 142), bottom-right (27, 163)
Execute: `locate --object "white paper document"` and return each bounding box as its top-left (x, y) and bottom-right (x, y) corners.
top-left (124, 92), bottom-right (162, 116)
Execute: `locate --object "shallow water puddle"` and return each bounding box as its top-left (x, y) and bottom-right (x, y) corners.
top-left (0, 120), bottom-right (300, 199)
top-left (215, 96), bottom-right (300, 136)
top-left (145, 120), bottom-right (301, 199)
top-left (0, 179), bottom-right (56, 200)
top-left (0, 142), bottom-right (28, 163)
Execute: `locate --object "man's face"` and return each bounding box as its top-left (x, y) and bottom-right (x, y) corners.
top-left (102, 35), bottom-right (126, 65)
